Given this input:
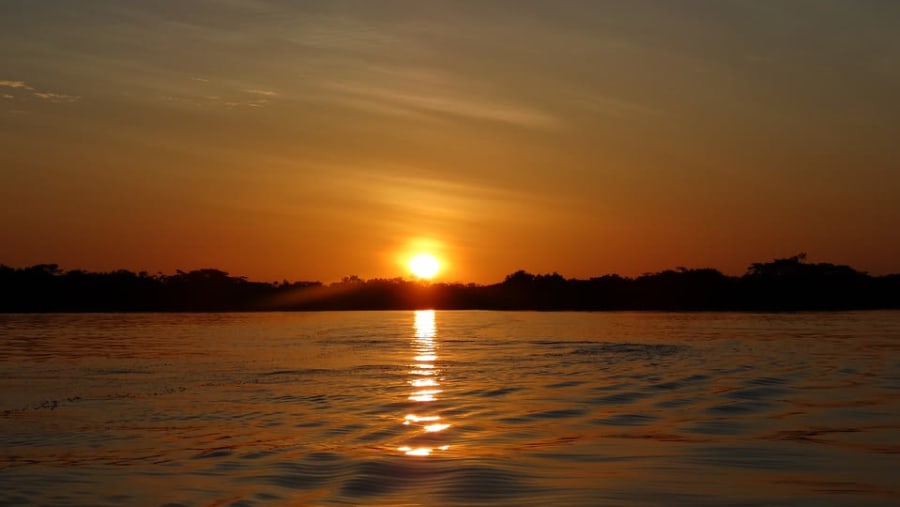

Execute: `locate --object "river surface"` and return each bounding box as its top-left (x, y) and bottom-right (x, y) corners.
top-left (1, 311), bottom-right (899, 506)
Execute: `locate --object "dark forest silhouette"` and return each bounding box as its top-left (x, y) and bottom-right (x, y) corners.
top-left (1, 254), bottom-right (898, 312)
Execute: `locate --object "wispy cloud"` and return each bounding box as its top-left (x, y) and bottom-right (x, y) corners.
top-left (245, 88), bottom-right (277, 97)
top-left (33, 92), bottom-right (79, 103)
top-left (0, 80), bottom-right (33, 90)
top-left (224, 99), bottom-right (268, 108)
top-left (316, 72), bottom-right (558, 129)
top-left (0, 79), bottom-right (79, 103)
top-left (321, 167), bottom-right (562, 232)
top-left (571, 93), bottom-right (665, 118)
top-left (160, 80), bottom-right (276, 109)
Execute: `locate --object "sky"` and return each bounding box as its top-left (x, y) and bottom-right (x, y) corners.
top-left (1, 0), bottom-right (899, 284)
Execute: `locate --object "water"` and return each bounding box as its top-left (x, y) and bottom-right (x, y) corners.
top-left (1, 311), bottom-right (899, 506)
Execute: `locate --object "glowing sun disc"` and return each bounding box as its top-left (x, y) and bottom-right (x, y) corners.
top-left (409, 254), bottom-right (440, 279)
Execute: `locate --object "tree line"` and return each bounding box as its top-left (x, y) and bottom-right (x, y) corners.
top-left (1, 254), bottom-right (898, 312)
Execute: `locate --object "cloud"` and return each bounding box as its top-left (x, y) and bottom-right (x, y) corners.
top-left (320, 79), bottom-right (558, 129)
top-left (572, 94), bottom-right (665, 118)
top-left (33, 92), bottom-right (79, 103)
top-left (0, 80), bottom-right (33, 90)
top-left (322, 168), bottom-right (561, 232)
top-left (161, 93), bottom-right (269, 109)
top-left (224, 99), bottom-right (268, 108)
top-left (0, 79), bottom-right (79, 103)
top-left (245, 88), bottom-right (277, 97)
top-left (159, 81), bottom-right (277, 109)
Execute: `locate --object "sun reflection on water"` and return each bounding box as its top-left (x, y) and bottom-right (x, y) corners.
top-left (398, 446), bottom-right (432, 456)
top-left (397, 310), bottom-right (452, 456)
top-left (404, 414), bottom-right (440, 424)
top-left (415, 309), bottom-right (436, 340)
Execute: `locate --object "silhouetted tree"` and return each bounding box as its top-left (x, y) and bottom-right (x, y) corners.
top-left (0, 256), bottom-right (898, 312)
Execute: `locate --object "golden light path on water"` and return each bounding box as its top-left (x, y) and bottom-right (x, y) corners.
top-left (399, 309), bottom-right (451, 457)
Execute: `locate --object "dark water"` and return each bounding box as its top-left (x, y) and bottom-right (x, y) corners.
top-left (1, 311), bottom-right (899, 506)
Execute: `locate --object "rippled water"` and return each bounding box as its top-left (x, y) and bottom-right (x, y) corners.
top-left (1, 311), bottom-right (899, 506)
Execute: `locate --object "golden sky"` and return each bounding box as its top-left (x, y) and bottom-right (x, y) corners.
top-left (2, 1), bottom-right (899, 283)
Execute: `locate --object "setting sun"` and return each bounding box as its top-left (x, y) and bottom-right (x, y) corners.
top-left (409, 254), bottom-right (440, 279)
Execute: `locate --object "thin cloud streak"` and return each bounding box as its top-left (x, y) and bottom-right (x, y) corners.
top-left (0, 80), bottom-right (32, 90)
top-left (571, 93), bottom-right (665, 118)
top-left (245, 89), bottom-right (277, 96)
top-left (155, 80), bottom-right (278, 109)
top-left (0, 80), bottom-right (78, 103)
top-left (323, 169), bottom-right (567, 230)
top-left (224, 99), bottom-right (268, 108)
top-left (33, 92), bottom-right (79, 103)
top-left (321, 81), bottom-right (558, 129)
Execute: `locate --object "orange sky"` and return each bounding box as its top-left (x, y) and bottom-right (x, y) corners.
top-left (2, 1), bottom-right (899, 283)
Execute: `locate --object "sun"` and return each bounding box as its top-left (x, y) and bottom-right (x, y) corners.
top-left (409, 253), bottom-right (441, 279)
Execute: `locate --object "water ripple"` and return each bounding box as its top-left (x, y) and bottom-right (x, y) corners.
top-left (1, 311), bottom-right (899, 506)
